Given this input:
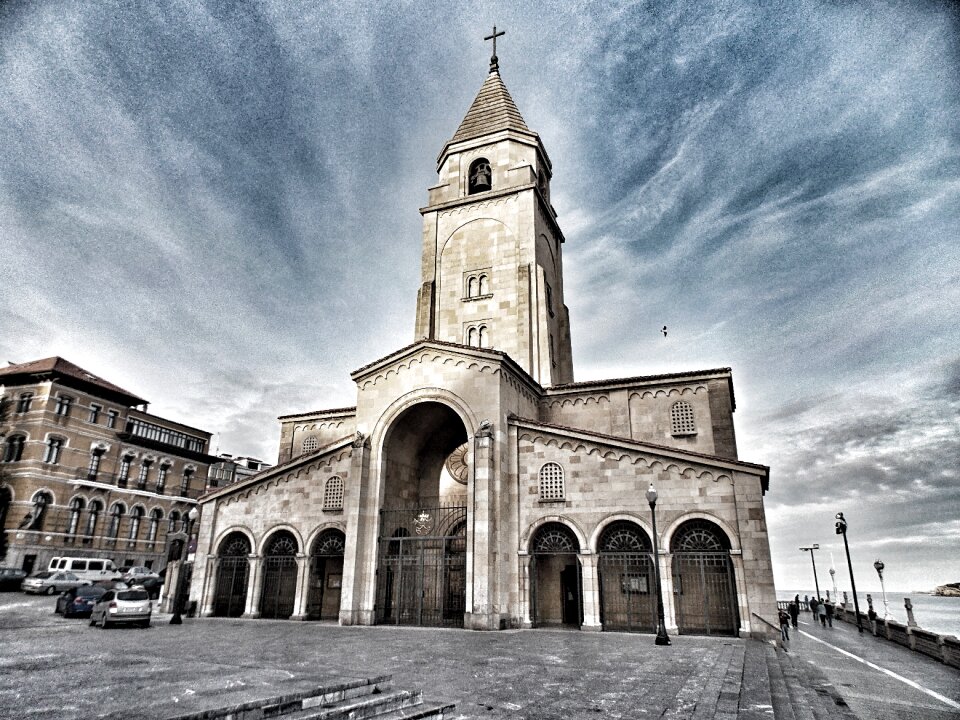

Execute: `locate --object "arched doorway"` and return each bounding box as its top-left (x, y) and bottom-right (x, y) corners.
top-left (597, 520), bottom-right (656, 632)
top-left (213, 532), bottom-right (250, 617)
top-left (306, 529), bottom-right (345, 620)
top-left (530, 523), bottom-right (582, 627)
top-left (259, 530), bottom-right (299, 619)
top-left (375, 401), bottom-right (468, 628)
top-left (671, 519), bottom-right (739, 636)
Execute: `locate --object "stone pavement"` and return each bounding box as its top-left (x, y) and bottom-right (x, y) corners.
top-left (0, 594), bottom-right (958, 719)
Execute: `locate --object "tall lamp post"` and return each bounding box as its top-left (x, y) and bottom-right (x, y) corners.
top-left (170, 506), bottom-right (199, 625)
top-left (646, 483), bottom-right (671, 646)
top-left (835, 512), bottom-right (863, 633)
top-left (874, 559), bottom-right (890, 621)
top-left (799, 544), bottom-right (821, 601)
top-left (829, 553), bottom-right (838, 603)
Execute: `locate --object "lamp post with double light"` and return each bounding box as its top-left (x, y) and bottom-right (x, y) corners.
top-left (170, 506), bottom-right (199, 625)
top-left (646, 483), bottom-right (671, 646)
top-left (836, 512), bottom-right (863, 633)
top-left (874, 559), bottom-right (890, 621)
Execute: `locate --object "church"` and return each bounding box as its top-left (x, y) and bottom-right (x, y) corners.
top-left (189, 41), bottom-right (777, 637)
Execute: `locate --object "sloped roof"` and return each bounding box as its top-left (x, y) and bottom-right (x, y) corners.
top-left (0, 356), bottom-right (147, 406)
top-left (450, 69), bottom-right (532, 144)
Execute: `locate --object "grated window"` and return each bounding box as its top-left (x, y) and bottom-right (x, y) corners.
top-left (324, 475), bottom-right (344, 510)
top-left (302, 436), bottom-right (319, 454)
top-left (670, 400), bottom-right (696, 435)
top-left (538, 462), bottom-right (565, 501)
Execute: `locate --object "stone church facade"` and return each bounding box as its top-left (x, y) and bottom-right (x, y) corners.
top-left (190, 55), bottom-right (777, 636)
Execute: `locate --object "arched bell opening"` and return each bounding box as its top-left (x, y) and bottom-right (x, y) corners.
top-left (375, 401), bottom-right (468, 628)
top-left (213, 532), bottom-right (250, 618)
top-left (306, 529), bottom-right (345, 620)
top-left (670, 518), bottom-right (739, 636)
top-left (597, 520), bottom-right (656, 633)
top-left (529, 522), bottom-right (582, 628)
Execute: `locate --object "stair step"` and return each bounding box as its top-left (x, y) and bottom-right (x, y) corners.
top-left (373, 700), bottom-right (457, 720)
top-left (280, 689), bottom-right (424, 720)
top-left (763, 643), bottom-right (796, 720)
top-left (737, 640), bottom-right (775, 719)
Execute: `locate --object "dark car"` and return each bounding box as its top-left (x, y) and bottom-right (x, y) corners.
top-left (56, 584), bottom-right (107, 618)
top-left (135, 576), bottom-right (164, 600)
top-left (0, 567), bottom-right (27, 591)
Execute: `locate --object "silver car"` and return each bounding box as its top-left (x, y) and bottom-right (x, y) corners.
top-left (21, 571), bottom-right (88, 595)
top-left (89, 587), bottom-right (152, 628)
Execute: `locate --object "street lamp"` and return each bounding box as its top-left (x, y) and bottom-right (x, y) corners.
top-left (829, 553), bottom-right (838, 603)
top-left (170, 506), bottom-right (199, 625)
top-left (645, 483), bottom-right (671, 646)
top-left (835, 512), bottom-right (863, 633)
top-left (799, 544), bottom-right (821, 602)
top-left (874, 559), bottom-right (890, 621)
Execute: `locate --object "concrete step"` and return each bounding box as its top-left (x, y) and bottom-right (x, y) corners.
top-left (774, 648), bottom-right (858, 720)
top-left (165, 675), bottom-right (393, 720)
top-left (281, 689), bottom-right (423, 720)
top-left (737, 640), bottom-right (775, 719)
top-left (373, 700), bottom-right (457, 719)
top-left (763, 643), bottom-right (796, 720)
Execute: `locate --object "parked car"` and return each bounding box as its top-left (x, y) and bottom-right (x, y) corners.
top-left (22, 571), bottom-right (89, 595)
top-left (89, 588), bottom-right (152, 628)
top-left (121, 566), bottom-right (160, 583)
top-left (56, 584), bottom-right (107, 618)
top-left (135, 576), bottom-right (164, 600)
top-left (0, 567), bottom-right (27, 591)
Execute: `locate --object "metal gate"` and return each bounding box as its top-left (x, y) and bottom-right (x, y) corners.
top-left (213, 533), bottom-right (250, 618)
top-left (259, 532), bottom-right (298, 620)
top-left (672, 552), bottom-right (738, 636)
top-left (598, 553), bottom-right (656, 632)
top-left (375, 505), bottom-right (466, 627)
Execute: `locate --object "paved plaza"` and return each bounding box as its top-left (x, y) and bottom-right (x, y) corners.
top-left (0, 595), bottom-right (958, 719)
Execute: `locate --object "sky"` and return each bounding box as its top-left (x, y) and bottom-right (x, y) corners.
top-left (1, 0), bottom-right (958, 595)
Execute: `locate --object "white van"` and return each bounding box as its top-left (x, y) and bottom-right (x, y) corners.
top-left (47, 557), bottom-right (119, 582)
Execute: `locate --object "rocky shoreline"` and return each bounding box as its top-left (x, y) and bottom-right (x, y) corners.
top-left (933, 583), bottom-right (960, 597)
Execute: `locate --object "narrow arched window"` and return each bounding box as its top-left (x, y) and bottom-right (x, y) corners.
top-left (538, 462), bottom-right (565, 501)
top-left (468, 157), bottom-right (492, 194)
top-left (478, 274), bottom-right (489, 295)
top-left (43, 437), bottom-right (64, 464)
top-left (16, 393), bottom-right (33, 413)
top-left (467, 326), bottom-right (477, 347)
top-left (87, 447), bottom-right (105, 481)
top-left (128, 506), bottom-right (144, 542)
top-left (21, 491), bottom-right (52, 531)
top-left (107, 503), bottom-right (125, 539)
top-left (478, 325), bottom-right (488, 348)
top-left (3, 435), bottom-right (25, 463)
top-left (180, 468), bottom-right (194, 497)
top-left (670, 400), bottom-right (697, 436)
top-left (117, 453), bottom-right (135, 487)
top-left (467, 276), bottom-right (478, 298)
top-left (147, 508), bottom-right (163, 543)
top-left (323, 476), bottom-right (344, 510)
top-left (156, 463), bottom-right (170, 494)
top-left (67, 497), bottom-right (85, 539)
top-left (136, 459), bottom-right (153, 490)
top-left (85, 500), bottom-right (102, 540)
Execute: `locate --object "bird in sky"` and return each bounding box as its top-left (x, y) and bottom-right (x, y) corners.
top-left (661, 326), bottom-right (668, 337)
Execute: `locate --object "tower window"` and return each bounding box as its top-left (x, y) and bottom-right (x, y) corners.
top-left (54, 395), bottom-right (73, 417)
top-left (538, 462), bottom-right (565, 501)
top-left (670, 400), bottom-right (697, 436)
top-left (16, 393), bottom-right (33, 413)
top-left (468, 157), bottom-right (492, 194)
top-left (43, 437), bottom-right (65, 464)
top-left (106, 410), bottom-right (118, 428)
top-left (3, 435), bottom-right (26, 463)
top-left (324, 476), bottom-right (344, 510)
top-left (466, 324), bottom-right (490, 348)
top-left (301, 436), bottom-right (319, 454)
top-left (88, 404), bottom-right (101, 424)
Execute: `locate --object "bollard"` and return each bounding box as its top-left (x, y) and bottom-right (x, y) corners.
top-left (904, 597), bottom-right (918, 628)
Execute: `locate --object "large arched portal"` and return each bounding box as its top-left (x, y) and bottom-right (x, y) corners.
top-left (375, 401), bottom-right (468, 627)
top-left (259, 530), bottom-right (299, 619)
top-left (307, 529), bottom-right (345, 620)
top-left (213, 532), bottom-right (250, 617)
top-left (530, 522), bottom-right (582, 628)
top-left (671, 519), bottom-right (739, 636)
top-left (597, 520), bottom-right (656, 633)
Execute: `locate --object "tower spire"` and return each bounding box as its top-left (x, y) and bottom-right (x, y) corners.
top-left (484, 25), bottom-right (505, 72)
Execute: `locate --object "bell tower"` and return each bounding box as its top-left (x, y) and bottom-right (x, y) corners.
top-left (414, 34), bottom-right (574, 386)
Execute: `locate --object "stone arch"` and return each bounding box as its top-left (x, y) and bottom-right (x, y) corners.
top-left (468, 156), bottom-right (492, 193)
top-left (213, 525), bottom-right (256, 556)
top-left (213, 530), bottom-right (253, 618)
top-left (588, 512), bottom-right (651, 554)
top-left (669, 516), bottom-right (739, 637)
top-left (528, 520), bottom-right (584, 628)
top-left (257, 525), bottom-right (303, 556)
top-left (520, 515), bottom-right (588, 553)
top-left (595, 518), bottom-right (657, 633)
top-left (306, 526), bottom-right (347, 620)
top-left (662, 512), bottom-right (740, 553)
top-left (259, 528), bottom-right (300, 620)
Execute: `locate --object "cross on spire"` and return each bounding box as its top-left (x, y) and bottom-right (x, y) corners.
top-left (484, 25), bottom-right (505, 72)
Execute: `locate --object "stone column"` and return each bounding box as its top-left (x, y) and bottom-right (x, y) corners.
top-left (200, 557), bottom-right (220, 617)
top-left (291, 553), bottom-right (310, 620)
top-left (660, 551), bottom-right (678, 633)
top-left (518, 552), bottom-right (533, 628)
top-left (729, 551), bottom-right (748, 635)
top-left (340, 433), bottom-right (373, 625)
top-left (579, 552), bottom-right (602, 631)
top-left (242, 555), bottom-right (262, 619)
top-left (466, 421), bottom-right (496, 630)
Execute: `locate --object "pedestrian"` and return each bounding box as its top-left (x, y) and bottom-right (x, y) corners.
top-left (804, 594), bottom-right (809, 611)
top-left (868, 605), bottom-right (878, 635)
top-left (817, 598), bottom-right (827, 626)
top-left (809, 596), bottom-right (817, 616)
top-left (778, 608), bottom-right (790, 642)
top-left (788, 600), bottom-right (799, 628)
top-left (825, 601), bottom-right (834, 628)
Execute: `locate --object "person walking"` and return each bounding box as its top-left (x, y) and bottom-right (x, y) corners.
top-left (817, 598), bottom-right (827, 627)
top-left (788, 599), bottom-right (799, 628)
top-left (778, 608), bottom-right (790, 642)
top-left (809, 596), bottom-right (818, 616)
top-left (825, 601), bottom-right (834, 628)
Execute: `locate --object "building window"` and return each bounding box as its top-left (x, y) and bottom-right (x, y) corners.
top-left (117, 454), bottom-right (134, 488)
top-left (301, 436), bottom-right (319, 454)
top-left (125, 417), bottom-right (206, 453)
top-left (107, 503), bottom-right (125, 540)
top-left (147, 508), bottom-right (162, 544)
top-left (106, 409), bottom-right (118, 428)
top-left (670, 400), bottom-right (697, 436)
top-left (179, 468), bottom-right (194, 497)
top-left (88, 404), bottom-right (101, 423)
top-left (467, 276), bottom-right (477, 298)
top-left (67, 497), bottom-right (85, 540)
top-left (478, 273), bottom-right (489, 295)
top-left (468, 157), bottom-right (492, 194)
top-left (16, 393), bottom-right (33, 413)
top-left (85, 500), bottom-right (102, 540)
top-left (136, 459), bottom-right (153, 491)
top-left (156, 463), bottom-right (170, 494)
top-left (464, 271), bottom-right (492, 299)
top-left (168, 510), bottom-right (181, 534)
top-left (54, 395), bottom-right (73, 417)
top-left (2, 435), bottom-right (25, 463)
top-left (545, 283), bottom-right (554, 316)
top-left (478, 325), bottom-right (488, 348)
top-left (87, 448), bottom-right (105, 481)
top-left (43, 437), bottom-right (64, 464)
top-left (549, 334), bottom-right (556, 368)
top-left (467, 326), bottom-right (477, 347)
top-left (538, 462), bottom-right (565, 501)
top-left (20, 491), bottom-right (53, 531)
top-left (128, 506), bottom-right (144, 544)
top-left (323, 476), bottom-right (344, 510)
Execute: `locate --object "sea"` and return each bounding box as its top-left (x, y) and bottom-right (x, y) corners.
top-left (777, 589), bottom-right (960, 638)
